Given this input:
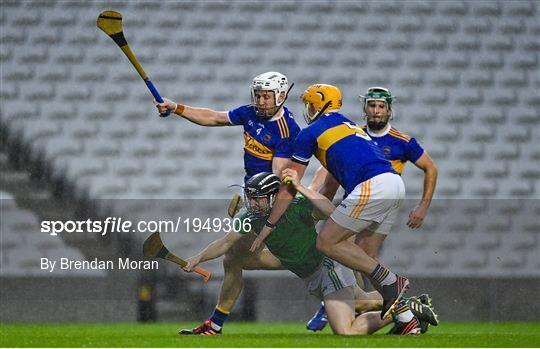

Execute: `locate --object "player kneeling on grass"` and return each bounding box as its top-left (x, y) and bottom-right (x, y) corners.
top-left (181, 172), bottom-right (436, 335)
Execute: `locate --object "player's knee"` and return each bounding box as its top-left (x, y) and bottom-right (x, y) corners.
top-left (332, 326), bottom-right (355, 336)
top-left (223, 251), bottom-right (244, 270)
top-left (366, 250), bottom-right (379, 260)
top-left (359, 244), bottom-right (379, 260)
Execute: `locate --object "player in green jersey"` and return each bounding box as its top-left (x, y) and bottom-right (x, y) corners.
top-left (180, 172), bottom-right (436, 335)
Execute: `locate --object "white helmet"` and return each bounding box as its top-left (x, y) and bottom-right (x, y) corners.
top-left (251, 72), bottom-right (289, 118)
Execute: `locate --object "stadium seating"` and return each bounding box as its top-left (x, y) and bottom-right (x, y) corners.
top-left (1, 0), bottom-right (538, 277)
top-left (0, 191), bottom-right (105, 276)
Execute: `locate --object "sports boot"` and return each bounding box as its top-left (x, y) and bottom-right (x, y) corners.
top-left (416, 293), bottom-right (433, 307)
top-left (408, 296), bottom-right (439, 326)
top-left (387, 316), bottom-right (421, 335)
top-left (306, 302), bottom-right (328, 332)
top-left (380, 275), bottom-right (410, 319)
top-left (179, 320), bottom-right (222, 335)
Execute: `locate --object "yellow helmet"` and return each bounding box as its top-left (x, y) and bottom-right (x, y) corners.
top-left (300, 84), bottom-right (342, 124)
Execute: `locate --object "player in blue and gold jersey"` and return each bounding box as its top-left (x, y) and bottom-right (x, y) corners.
top-left (306, 87), bottom-right (438, 332)
top-left (251, 84), bottom-right (416, 327)
top-left (155, 72), bottom-right (301, 331)
top-left (360, 87), bottom-right (437, 230)
top-left (155, 71), bottom-right (300, 181)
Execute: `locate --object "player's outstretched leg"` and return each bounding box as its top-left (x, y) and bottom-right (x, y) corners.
top-left (306, 286), bottom-right (386, 332)
top-left (373, 269), bottom-right (410, 319)
top-left (325, 287), bottom-right (392, 335)
top-left (316, 219), bottom-right (410, 320)
top-left (179, 234), bottom-right (253, 335)
top-left (306, 302), bottom-right (328, 332)
top-left (179, 233), bottom-right (283, 335)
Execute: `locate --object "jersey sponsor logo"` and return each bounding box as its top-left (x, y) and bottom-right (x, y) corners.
top-left (243, 132), bottom-right (273, 160)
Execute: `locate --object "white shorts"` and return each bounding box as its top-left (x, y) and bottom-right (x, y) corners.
top-left (303, 257), bottom-right (356, 300)
top-left (330, 172), bottom-right (405, 235)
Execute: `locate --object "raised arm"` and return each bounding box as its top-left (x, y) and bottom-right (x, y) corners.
top-left (408, 151), bottom-right (438, 229)
top-left (309, 166), bottom-right (340, 219)
top-left (272, 156), bottom-right (290, 176)
top-left (184, 232), bottom-right (242, 271)
top-left (155, 98), bottom-right (230, 126)
top-left (282, 168), bottom-right (336, 219)
top-left (249, 160), bottom-right (306, 252)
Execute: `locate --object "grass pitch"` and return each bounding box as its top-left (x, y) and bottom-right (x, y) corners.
top-left (1, 321), bottom-right (539, 347)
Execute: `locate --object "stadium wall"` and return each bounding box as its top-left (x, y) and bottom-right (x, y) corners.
top-left (251, 276), bottom-right (540, 322)
top-left (0, 276), bottom-right (138, 323)
top-left (1, 275), bottom-right (538, 322)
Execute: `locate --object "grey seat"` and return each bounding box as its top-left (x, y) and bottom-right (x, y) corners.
top-left (85, 173), bottom-right (130, 200)
top-left (59, 85), bottom-right (93, 102)
top-left (470, 231), bottom-right (501, 251)
top-left (122, 138), bottom-right (159, 159)
top-left (440, 51), bottom-right (471, 70)
top-left (453, 248), bottom-right (489, 271)
top-left (430, 71), bottom-right (461, 88)
top-left (107, 157), bottom-right (145, 179)
top-left (427, 16), bottom-right (459, 35)
top-left (464, 71), bottom-right (494, 88)
top-left (484, 36), bottom-right (514, 52)
top-left (476, 52), bottom-right (505, 71)
top-left (60, 156), bottom-right (106, 184)
top-left (453, 89), bottom-right (484, 107)
top-left (471, 2), bottom-right (501, 17)
top-left (497, 178), bottom-right (535, 198)
top-left (439, 1), bottom-right (469, 17)
top-left (450, 142), bottom-right (485, 161)
top-left (478, 160), bottom-right (509, 180)
top-left (41, 137), bottom-right (84, 162)
top-left (451, 36), bottom-right (482, 53)
top-left (490, 143), bottom-right (520, 161)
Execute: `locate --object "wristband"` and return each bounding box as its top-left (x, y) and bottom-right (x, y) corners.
top-left (265, 220), bottom-right (277, 229)
top-left (174, 103), bottom-right (185, 115)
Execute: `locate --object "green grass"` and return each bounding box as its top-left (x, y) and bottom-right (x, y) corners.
top-left (1, 322), bottom-right (539, 347)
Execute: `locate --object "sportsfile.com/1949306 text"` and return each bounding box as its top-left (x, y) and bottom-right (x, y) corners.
top-left (40, 217), bottom-right (251, 236)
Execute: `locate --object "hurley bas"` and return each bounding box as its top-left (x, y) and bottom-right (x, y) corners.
top-left (40, 257), bottom-right (158, 272)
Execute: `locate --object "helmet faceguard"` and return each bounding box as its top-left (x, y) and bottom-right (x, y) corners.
top-left (360, 87), bottom-right (395, 130)
top-left (301, 84), bottom-right (342, 125)
top-left (244, 172), bottom-right (281, 218)
top-left (251, 72), bottom-right (292, 119)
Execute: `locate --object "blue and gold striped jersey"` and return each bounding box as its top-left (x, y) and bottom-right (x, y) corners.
top-left (362, 125), bottom-right (424, 174)
top-left (228, 105), bottom-right (300, 181)
top-left (292, 112), bottom-right (395, 195)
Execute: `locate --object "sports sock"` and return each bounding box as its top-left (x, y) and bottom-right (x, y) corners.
top-left (209, 306), bottom-right (230, 330)
top-left (370, 263), bottom-right (397, 287)
top-left (394, 299), bottom-right (414, 323)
